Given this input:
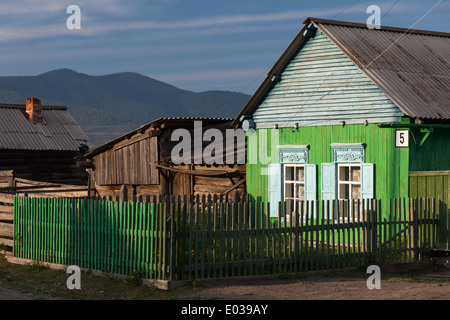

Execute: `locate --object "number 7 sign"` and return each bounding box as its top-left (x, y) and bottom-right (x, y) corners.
top-left (396, 130), bottom-right (409, 148)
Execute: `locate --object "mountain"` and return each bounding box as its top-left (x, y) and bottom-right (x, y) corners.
top-left (0, 69), bottom-right (251, 147)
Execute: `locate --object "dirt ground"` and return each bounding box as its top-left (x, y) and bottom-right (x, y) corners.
top-left (0, 284), bottom-right (62, 300)
top-left (176, 267), bottom-right (450, 300)
top-left (1, 265), bottom-right (449, 301)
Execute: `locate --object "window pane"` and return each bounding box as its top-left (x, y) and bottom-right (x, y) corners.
top-left (285, 167), bottom-right (294, 181)
top-left (285, 183), bottom-right (294, 198)
top-left (339, 166), bottom-right (350, 182)
top-left (296, 167), bottom-right (305, 182)
top-left (351, 167), bottom-right (361, 182)
top-left (296, 184), bottom-right (305, 200)
top-left (339, 184), bottom-right (350, 199)
top-left (351, 184), bottom-right (361, 199)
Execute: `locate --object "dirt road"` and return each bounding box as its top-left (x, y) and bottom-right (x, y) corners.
top-left (1, 265), bottom-right (448, 301)
top-left (0, 281), bottom-right (61, 300)
top-left (178, 269), bottom-right (450, 300)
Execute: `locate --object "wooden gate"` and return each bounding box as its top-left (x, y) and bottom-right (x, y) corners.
top-left (376, 197), bottom-right (442, 264)
top-left (409, 171), bottom-right (450, 250)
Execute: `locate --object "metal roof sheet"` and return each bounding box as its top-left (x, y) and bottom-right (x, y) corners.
top-left (314, 20), bottom-right (450, 120)
top-left (234, 17), bottom-right (450, 125)
top-left (0, 104), bottom-right (88, 151)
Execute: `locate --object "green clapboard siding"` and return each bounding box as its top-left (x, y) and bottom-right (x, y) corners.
top-left (409, 171), bottom-right (450, 209)
top-left (409, 128), bottom-right (450, 172)
top-left (246, 124), bottom-right (410, 219)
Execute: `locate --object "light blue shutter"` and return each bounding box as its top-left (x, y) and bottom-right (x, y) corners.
top-left (268, 164), bottom-right (283, 217)
top-left (321, 163), bottom-right (337, 219)
top-left (304, 164), bottom-right (317, 201)
top-left (304, 164), bottom-right (317, 218)
top-left (361, 163), bottom-right (374, 199)
top-left (321, 163), bottom-right (337, 201)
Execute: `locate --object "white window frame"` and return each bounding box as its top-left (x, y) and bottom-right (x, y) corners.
top-left (337, 163), bottom-right (363, 222)
top-left (283, 164), bottom-right (305, 218)
top-left (337, 163), bottom-right (362, 200)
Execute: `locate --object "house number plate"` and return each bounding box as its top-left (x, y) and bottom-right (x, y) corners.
top-left (395, 130), bottom-right (409, 148)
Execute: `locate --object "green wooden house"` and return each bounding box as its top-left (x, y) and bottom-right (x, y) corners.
top-left (234, 18), bottom-right (450, 220)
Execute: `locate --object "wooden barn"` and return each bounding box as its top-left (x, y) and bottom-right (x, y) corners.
top-left (83, 117), bottom-right (246, 200)
top-left (0, 98), bottom-right (89, 185)
top-left (234, 18), bottom-right (450, 220)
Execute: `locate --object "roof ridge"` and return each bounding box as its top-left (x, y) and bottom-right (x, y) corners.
top-left (0, 103), bottom-right (67, 110)
top-left (305, 17), bottom-right (450, 38)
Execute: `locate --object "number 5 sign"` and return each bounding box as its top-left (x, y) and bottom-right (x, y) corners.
top-left (396, 130), bottom-right (409, 148)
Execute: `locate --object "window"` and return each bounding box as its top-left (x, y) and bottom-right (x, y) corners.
top-left (321, 143), bottom-right (374, 221)
top-left (268, 145), bottom-right (316, 218)
top-left (337, 164), bottom-right (361, 200)
top-left (284, 164), bottom-right (305, 214)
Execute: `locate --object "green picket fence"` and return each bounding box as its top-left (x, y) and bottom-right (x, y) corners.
top-left (13, 197), bottom-right (163, 279)
top-left (12, 196), bottom-right (446, 282)
top-left (169, 197), bottom-right (443, 281)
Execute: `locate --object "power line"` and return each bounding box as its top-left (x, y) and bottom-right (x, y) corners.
top-left (197, 1), bottom-right (368, 115)
top-left (330, 0), bottom-right (361, 19)
top-left (279, 0), bottom-right (402, 127)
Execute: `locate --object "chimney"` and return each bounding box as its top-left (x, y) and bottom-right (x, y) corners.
top-left (26, 98), bottom-right (42, 123)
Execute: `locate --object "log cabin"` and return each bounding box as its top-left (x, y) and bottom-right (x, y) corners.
top-left (83, 117), bottom-right (247, 200)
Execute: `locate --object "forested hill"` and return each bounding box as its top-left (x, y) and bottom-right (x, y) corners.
top-left (0, 69), bottom-right (250, 147)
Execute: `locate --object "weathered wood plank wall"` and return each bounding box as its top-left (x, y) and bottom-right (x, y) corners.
top-left (0, 150), bottom-right (88, 185)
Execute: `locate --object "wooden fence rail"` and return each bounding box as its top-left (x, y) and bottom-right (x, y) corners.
top-left (11, 196), bottom-right (446, 282)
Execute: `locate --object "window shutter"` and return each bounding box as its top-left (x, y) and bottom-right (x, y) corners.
top-left (304, 164), bottom-right (317, 218)
top-left (361, 163), bottom-right (374, 199)
top-left (304, 164), bottom-right (317, 201)
top-left (268, 163), bottom-right (283, 217)
top-left (321, 163), bottom-right (337, 201)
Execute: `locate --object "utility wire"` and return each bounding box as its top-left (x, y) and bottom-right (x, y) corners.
top-left (279, 0), bottom-right (402, 127)
top-left (201, 0), bottom-right (367, 115)
top-left (330, 0), bottom-right (361, 19)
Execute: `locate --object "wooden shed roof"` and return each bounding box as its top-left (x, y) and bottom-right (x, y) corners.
top-left (85, 117), bottom-right (236, 159)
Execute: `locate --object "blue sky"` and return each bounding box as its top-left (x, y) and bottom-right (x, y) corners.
top-left (0, 0), bottom-right (448, 94)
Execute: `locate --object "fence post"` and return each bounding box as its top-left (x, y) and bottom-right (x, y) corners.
top-left (364, 199), bottom-right (377, 265)
top-left (411, 198), bottom-right (419, 262)
top-left (372, 200), bottom-right (378, 265)
top-left (119, 185), bottom-right (128, 202)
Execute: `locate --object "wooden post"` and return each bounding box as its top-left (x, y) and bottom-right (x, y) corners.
top-left (119, 185), bottom-right (128, 202)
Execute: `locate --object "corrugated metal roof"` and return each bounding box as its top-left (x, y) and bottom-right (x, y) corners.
top-left (85, 117), bottom-right (236, 158)
top-left (234, 17), bottom-right (450, 125)
top-left (0, 104), bottom-right (89, 151)
top-left (314, 19), bottom-right (450, 120)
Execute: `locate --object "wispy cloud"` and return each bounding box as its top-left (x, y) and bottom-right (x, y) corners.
top-left (0, 1), bottom-right (416, 43)
top-left (0, 1), bottom-right (64, 16)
